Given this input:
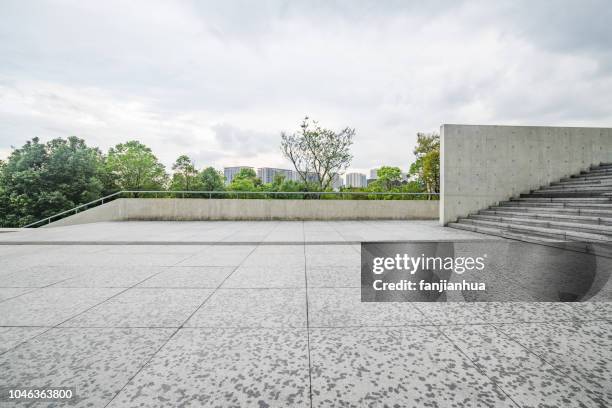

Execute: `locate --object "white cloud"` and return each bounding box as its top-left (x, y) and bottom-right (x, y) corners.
top-left (1, 0), bottom-right (611, 174)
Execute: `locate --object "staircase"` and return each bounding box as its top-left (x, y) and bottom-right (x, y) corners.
top-left (449, 163), bottom-right (612, 252)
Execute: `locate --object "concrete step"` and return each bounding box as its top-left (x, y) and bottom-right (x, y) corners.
top-left (456, 218), bottom-right (612, 243)
top-left (448, 222), bottom-right (612, 257)
top-left (582, 168), bottom-right (612, 176)
top-left (539, 185), bottom-right (612, 192)
top-left (479, 209), bottom-right (612, 226)
top-left (522, 191), bottom-right (612, 198)
top-left (501, 201), bottom-right (612, 209)
top-left (510, 197), bottom-right (612, 203)
top-left (550, 179), bottom-right (612, 187)
top-left (489, 205), bottom-right (612, 218)
top-left (469, 214), bottom-right (612, 236)
top-left (590, 163), bottom-right (612, 170)
top-left (566, 174), bottom-right (612, 182)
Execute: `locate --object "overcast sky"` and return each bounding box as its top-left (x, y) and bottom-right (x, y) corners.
top-left (1, 0), bottom-right (611, 174)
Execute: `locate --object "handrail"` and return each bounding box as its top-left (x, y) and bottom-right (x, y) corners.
top-left (23, 190), bottom-right (439, 228)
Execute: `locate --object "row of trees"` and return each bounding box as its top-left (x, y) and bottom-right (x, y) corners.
top-left (0, 119), bottom-right (439, 227)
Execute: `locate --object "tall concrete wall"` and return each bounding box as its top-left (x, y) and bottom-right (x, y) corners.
top-left (46, 198), bottom-right (439, 227)
top-left (440, 124), bottom-right (612, 225)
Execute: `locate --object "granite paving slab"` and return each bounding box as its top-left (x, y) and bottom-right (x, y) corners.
top-left (62, 288), bottom-right (212, 328)
top-left (221, 265), bottom-right (305, 288)
top-left (308, 288), bottom-right (429, 327)
top-left (107, 328), bottom-right (310, 407)
top-left (309, 326), bottom-right (514, 407)
top-left (495, 320), bottom-right (612, 404)
top-left (0, 287), bottom-right (122, 326)
top-left (0, 328), bottom-right (174, 407)
top-left (442, 324), bottom-right (603, 407)
top-left (137, 266), bottom-right (235, 288)
top-left (184, 288), bottom-right (307, 328)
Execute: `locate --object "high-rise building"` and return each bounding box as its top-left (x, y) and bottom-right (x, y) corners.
top-left (369, 168), bottom-right (379, 179)
top-left (256, 168), bottom-right (297, 184)
top-left (223, 166), bottom-right (254, 185)
top-left (331, 174), bottom-right (344, 190)
top-left (345, 172), bottom-right (367, 188)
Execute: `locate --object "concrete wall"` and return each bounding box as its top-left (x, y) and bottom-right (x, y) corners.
top-left (440, 124), bottom-right (612, 225)
top-left (47, 198), bottom-right (439, 227)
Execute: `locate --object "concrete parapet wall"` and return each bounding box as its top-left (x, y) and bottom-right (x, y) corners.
top-left (46, 198), bottom-right (439, 227)
top-left (440, 124), bottom-right (612, 225)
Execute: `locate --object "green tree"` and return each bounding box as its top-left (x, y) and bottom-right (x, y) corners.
top-left (105, 141), bottom-right (168, 190)
top-left (369, 166), bottom-right (402, 191)
top-left (0, 136), bottom-right (105, 227)
top-left (200, 167), bottom-right (225, 191)
top-left (409, 132), bottom-right (440, 194)
top-left (281, 116), bottom-right (354, 190)
top-left (169, 155), bottom-right (202, 191)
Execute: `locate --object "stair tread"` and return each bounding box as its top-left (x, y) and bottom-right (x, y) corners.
top-left (470, 214), bottom-right (612, 234)
top-left (457, 218), bottom-right (611, 242)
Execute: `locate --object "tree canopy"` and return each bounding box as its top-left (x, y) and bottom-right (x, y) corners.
top-left (105, 141), bottom-right (168, 190)
top-left (281, 116), bottom-right (354, 190)
top-left (170, 155), bottom-right (202, 191)
top-left (409, 132), bottom-right (440, 194)
top-left (0, 136), bottom-right (105, 227)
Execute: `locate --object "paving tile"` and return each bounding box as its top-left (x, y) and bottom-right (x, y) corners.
top-left (306, 265), bottom-right (361, 287)
top-left (442, 324), bottom-right (602, 407)
top-left (0, 287), bottom-right (121, 326)
top-left (138, 266), bottom-right (234, 288)
top-left (0, 287), bottom-right (34, 302)
top-left (52, 265), bottom-right (159, 288)
top-left (0, 266), bottom-right (82, 287)
top-left (185, 288), bottom-right (306, 328)
top-left (108, 328), bottom-right (310, 407)
top-left (566, 301), bottom-right (612, 320)
top-left (63, 288), bottom-right (211, 328)
top-left (415, 302), bottom-right (578, 325)
top-left (0, 327), bottom-right (47, 354)
top-left (177, 245), bottom-right (255, 266)
top-left (306, 245), bottom-right (360, 267)
top-left (0, 328), bottom-right (174, 406)
top-left (308, 288), bottom-right (429, 327)
top-left (221, 265), bottom-right (305, 288)
top-left (309, 327), bottom-right (513, 407)
top-left (495, 320), bottom-right (612, 404)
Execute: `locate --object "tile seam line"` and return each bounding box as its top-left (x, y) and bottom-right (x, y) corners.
top-left (411, 303), bottom-right (522, 408)
top-left (303, 220), bottom-right (314, 408)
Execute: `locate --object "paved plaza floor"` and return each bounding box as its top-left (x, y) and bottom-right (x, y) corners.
top-left (0, 221), bottom-right (610, 407)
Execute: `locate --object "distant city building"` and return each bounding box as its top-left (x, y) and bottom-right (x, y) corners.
top-left (345, 172), bottom-right (367, 188)
top-left (369, 168), bottom-right (379, 179)
top-left (257, 168), bottom-right (297, 184)
top-left (331, 174), bottom-right (344, 190)
top-left (366, 178), bottom-right (377, 186)
top-left (223, 166), bottom-right (254, 185)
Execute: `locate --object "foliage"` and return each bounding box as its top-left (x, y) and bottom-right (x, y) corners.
top-left (409, 132), bottom-right (440, 194)
top-left (169, 155), bottom-right (202, 191)
top-left (0, 137), bottom-right (105, 227)
top-left (368, 166), bottom-right (402, 191)
top-left (105, 141), bottom-right (168, 190)
top-left (281, 116), bottom-right (354, 190)
top-left (200, 166), bottom-right (225, 191)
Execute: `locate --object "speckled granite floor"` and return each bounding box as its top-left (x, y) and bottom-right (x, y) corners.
top-left (0, 222), bottom-right (610, 407)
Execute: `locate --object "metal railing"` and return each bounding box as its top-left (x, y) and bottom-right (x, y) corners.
top-left (23, 190), bottom-right (439, 228)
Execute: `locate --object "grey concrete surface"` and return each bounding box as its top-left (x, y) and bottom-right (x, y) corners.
top-left (441, 124), bottom-right (612, 224)
top-left (0, 221), bottom-right (609, 407)
top-left (2, 220), bottom-right (494, 244)
top-left (46, 198), bottom-right (439, 228)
